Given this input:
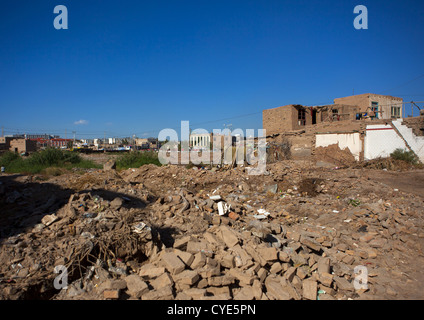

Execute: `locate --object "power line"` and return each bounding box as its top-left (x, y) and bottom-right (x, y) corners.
top-left (391, 94), bottom-right (424, 97)
top-left (381, 73), bottom-right (424, 94)
top-left (5, 92), bottom-right (416, 139)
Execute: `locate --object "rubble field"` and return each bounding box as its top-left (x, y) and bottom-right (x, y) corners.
top-left (1, 160), bottom-right (424, 300)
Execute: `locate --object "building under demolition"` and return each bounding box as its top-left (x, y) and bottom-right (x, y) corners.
top-left (262, 93), bottom-right (423, 164)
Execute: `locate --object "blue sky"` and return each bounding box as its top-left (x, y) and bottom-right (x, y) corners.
top-left (1, 0), bottom-right (424, 139)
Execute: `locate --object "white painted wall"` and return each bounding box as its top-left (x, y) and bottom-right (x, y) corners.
top-left (392, 120), bottom-right (424, 163)
top-left (316, 133), bottom-right (362, 161)
top-left (364, 124), bottom-right (407, 160)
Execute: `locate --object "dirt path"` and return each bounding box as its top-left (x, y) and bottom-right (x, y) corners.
top-left (366, 169), bottom-right (424, 198)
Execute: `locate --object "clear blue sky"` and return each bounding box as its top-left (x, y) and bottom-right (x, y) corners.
top-left (1, 0), bottom-right (424, 139)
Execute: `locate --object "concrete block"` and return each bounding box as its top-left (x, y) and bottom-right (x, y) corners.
top-left (103, 289), bottom-right (120, 299)
top-left (302, 279), bottom-right (318, 300)
top-left (142, 286), bottom-right (174, 300)
top-left (191, 252), bottom-right (207, 269)
top-left (174, 249), bottom-right (194, 267)
top-left (173, 270), bottom-right (199, 286)
top-left (265, 278), bottom-right (290, 300)
top-left (161, 252), bottom-right (186, 275)
top-left (219, 225), bottom-right (239, 248)
top-left (125, 274), bottom-right (149, 298)
top-left (151, 272), bottom-right (173, 290)
top-left (258, 247), bottom-right (278, 262)
top-left (138, 264), bottom-right (166, 278)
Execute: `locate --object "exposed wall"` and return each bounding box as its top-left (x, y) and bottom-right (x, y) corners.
top-left (263, 104), bottom-right (362, 136)
top-left (334, 94), bottom-right (369, 112)
top-left (9, 139), bottom-right (37, 153)
top-left (315, 133), bottom-right (362, 161)
top-left (263, 105), bottom-right (315, 135)
top-left (402, 116), bottom-right (424, 136)
top-left (0, 137), bottom-right (12, 151)
top-left (267, 119), bottom-right (366, 161)
top-left (364, 124), bottom-right (407, 160)
top-left (392, 119), bottom-right (424, 163)
top-left (263, 105), bottom-right (297, 135)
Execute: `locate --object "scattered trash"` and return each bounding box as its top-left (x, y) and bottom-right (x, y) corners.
top-left (133, 222), bottom-right (151, 234)
top-left (81, 232), bottom-right (95, 239)
top-left (108, 266), bottom-right (127, 276)
top-left (254, 208), bottom-right (271, 220)
top-left (264, 184), bottom-right (278, 194)
top-left (218, 201), bottom-right (231, 216)
top-left (0, 156), bottom-right (421, 301)
top-left (83, 213), bottom-right (97, 219)
top-left (317, 289), bottom-right (326, 300)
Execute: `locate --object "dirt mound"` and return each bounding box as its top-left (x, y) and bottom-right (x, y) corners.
top-left (1, 161), bottom-right (424, 300)
top-left (357, 157), bottom-right (423, 171)
top-left (314, 144), bottom-right (356, 167)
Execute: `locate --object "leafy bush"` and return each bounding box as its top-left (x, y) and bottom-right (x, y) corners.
top-left (116, 151), bottom-right (161, 169)
top-left (0, 148), bottom-right (100, 174)
top-left (0, 151), bottom-right (20, 167)
top-left (390, 148), bottom-right (417, 164)
top-left (27, 148), bottom-right (64, 166)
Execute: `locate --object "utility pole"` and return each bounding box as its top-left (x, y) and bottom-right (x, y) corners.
top-left (72, 131), bottom-right (76, 145)
top-left (1, 126), bottom-right (4, 137)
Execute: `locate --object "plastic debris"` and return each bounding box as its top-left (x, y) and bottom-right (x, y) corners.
top-left (133, 222), bottom-right (151, 234)
top-left (218, 201), bottom-right (231, 216)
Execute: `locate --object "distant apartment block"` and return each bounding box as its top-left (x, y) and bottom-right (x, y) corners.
top-left (32, 137), bottom-right (72, 148)
top-left (190, 133), bottom-right (211, 149)
top-left (190, 133), bottom-right (236, 150)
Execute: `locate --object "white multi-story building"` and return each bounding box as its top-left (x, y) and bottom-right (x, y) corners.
top-left (190, 133), bottom-right (211, 149)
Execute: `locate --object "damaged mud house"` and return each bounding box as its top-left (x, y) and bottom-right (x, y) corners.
top-left (263, 93), bottom-right (424, 165)
top-left (0, 93), bottom-right (424, 301)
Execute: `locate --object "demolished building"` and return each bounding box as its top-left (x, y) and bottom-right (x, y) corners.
top-left (262, 94), bottom-right (423, 164)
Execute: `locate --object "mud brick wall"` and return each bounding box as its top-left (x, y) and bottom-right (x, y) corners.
top-left (402, 116), bottom-right (424, 136)
top-left (263, 105), bottom-right (313, 135)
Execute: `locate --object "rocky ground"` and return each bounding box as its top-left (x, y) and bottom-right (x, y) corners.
top-left (0, 160), bottom-right (423, 300)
